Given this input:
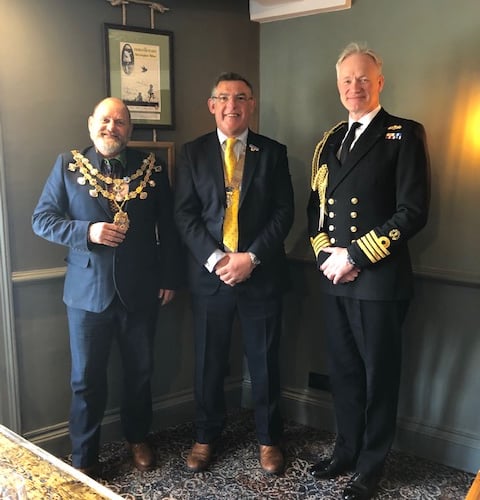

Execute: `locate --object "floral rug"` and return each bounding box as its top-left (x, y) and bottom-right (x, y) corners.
top-left (71, 409), bottom-right (474, 499)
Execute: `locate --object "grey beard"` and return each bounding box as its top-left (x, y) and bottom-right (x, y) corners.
top-left (95, 138), bottom-right (126, 157)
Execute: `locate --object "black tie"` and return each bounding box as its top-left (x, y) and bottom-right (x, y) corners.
top-left (339, 122), bottom-right (361, 165)
top-left (104, 158), bottom-right (123, 178)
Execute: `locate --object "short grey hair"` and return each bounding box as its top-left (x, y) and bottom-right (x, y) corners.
top-left (336, 42), bottom-right (383, 76)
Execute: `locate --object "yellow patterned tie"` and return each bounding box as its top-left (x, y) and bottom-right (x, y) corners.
top-left (223, 137), bottom-right (239, 251)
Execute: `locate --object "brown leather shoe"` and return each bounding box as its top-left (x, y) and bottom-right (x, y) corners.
top-left (259, 445), bottom-right (285, 475)
top-left (186, 442), bottom-right (213, 473)
top-left (128, 441), bottom-right (155, 471)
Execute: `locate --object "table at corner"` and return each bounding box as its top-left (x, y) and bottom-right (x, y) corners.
top-left (0, 424), bottom-right (122, 499)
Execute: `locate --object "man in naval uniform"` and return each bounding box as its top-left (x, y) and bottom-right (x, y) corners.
top-left (307, 43), bottom-right (430, 500)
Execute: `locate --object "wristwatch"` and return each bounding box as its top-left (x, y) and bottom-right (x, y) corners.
top-left (346, 252), bottom-right (357, 267)
top-left (248, 252), bottom-right (261, 267)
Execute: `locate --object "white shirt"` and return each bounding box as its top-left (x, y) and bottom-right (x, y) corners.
top-left (344, 105), bottom-right (382, 151)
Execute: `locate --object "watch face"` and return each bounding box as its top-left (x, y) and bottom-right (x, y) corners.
top-left (249, 253), bottom-right (260, 266)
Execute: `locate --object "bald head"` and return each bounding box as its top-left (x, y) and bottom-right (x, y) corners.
top-left (88, 97), bottom-right (132, 158)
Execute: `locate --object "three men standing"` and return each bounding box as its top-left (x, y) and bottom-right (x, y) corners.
top-left (33, 42), bottom-right (429, 498)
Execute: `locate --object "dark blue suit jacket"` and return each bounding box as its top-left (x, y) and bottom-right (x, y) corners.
top-left (32, 146), bottom-right (182, 312)
top-left (174, 130), bottom-right (294, 298)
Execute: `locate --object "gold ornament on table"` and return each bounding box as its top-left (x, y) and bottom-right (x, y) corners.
top-left (69, 150), bottom-right (161, 232)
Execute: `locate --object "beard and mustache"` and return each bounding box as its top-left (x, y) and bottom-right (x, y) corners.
top-left (93, 133), bottom-right (129, 157)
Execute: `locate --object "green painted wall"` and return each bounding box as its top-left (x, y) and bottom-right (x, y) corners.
top-left (259, 0), bottom-right (480, 472)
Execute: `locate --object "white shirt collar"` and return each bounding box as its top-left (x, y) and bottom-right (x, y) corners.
top-left (217, 128), bottom-right (248, 147)
top-left (349, 105), bottom-right (381, 130)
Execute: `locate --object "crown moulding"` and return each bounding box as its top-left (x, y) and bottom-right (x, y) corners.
top-left (249, 0), bottom-right (351, 23)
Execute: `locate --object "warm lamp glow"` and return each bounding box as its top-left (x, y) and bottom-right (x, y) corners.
top-left (464, 102), bottom-right (480, 153)
top-left (449, 79), bottom-right (480, 167)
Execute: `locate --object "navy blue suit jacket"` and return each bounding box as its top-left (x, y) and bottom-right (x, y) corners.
top-left (32, 146), bottom-right (182, 312)
top-left (174, 130), bottom-right (294, 298)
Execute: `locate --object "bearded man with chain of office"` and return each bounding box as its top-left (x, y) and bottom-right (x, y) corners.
top-left (307, 43), bottom-right (430, 500)
top-left (32, 97), bottom-right (183, 476)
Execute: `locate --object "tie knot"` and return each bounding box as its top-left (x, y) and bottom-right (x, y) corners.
top-left (224, 138), bottom-right (237, 184)
top-left (340, 122), bottom-right (361, 165)
top-left (225, 137), bottom-right (237, 151)
top-left (346, 122), bottom-right (361, 139)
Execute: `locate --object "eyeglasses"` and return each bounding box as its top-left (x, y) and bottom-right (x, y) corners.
top-left (210, 94), bottom-right (253, 104)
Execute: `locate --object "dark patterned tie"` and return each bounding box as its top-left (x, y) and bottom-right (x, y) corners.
top-left (339, 122), bottom-right (361, 165)
top-left (104, 158), bottom-right (123, 178)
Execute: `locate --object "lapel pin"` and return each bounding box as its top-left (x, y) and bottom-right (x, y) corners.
top-left (249, 144), bottom-right (260, 152)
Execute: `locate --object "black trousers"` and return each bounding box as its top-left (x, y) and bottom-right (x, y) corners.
top-left (322, 294), bottom-right (409, 476)
top-left (191, 285), bottom-right (283, 445)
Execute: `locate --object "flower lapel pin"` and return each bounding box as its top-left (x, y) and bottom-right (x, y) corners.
top-left (248, 144), bottom-right (260, 152)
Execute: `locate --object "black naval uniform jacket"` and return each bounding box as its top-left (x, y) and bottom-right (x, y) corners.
top-left (307, 108), bottom-right (430, 301)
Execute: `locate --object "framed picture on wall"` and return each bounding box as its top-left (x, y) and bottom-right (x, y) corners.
top-left (105, 24), bottom-right (175, 129)
top-left (128, 141), bottom-right (175, 186)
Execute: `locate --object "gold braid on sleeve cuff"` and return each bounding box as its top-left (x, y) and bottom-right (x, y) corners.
top-left (310, 233), bottom-right (331, 258)
top-left (356, 230), bottom-right (391, 263)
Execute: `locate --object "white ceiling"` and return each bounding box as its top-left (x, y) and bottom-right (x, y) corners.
top-left (249, 0), bottom-right (351, 23)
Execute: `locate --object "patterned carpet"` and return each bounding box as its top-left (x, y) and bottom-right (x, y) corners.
top-left (81, 409), bottom-right (474, 499)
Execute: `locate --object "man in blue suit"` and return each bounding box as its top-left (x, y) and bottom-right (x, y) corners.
top-left (32, 97), bottom-right (182, 475)
top-left (307, 44), bottom-right (430, 500)
top-left (175, 73), bottom-right (294, 475)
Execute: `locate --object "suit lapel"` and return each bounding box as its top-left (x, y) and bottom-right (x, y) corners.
top-left (84, 148), bottom-right (112, 217)
top-left (205, 132), bottom-right (227, 205)
top-left (240, 130), bottom-right (259, 206)
top-left (324, 126), bottom-right (346, 193)
top-left (327, 109), bottom-right (388, 195)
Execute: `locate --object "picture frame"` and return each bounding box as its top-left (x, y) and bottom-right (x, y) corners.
top-left (128, 141), bottom-right (175, 186)
top-left (105, 23), bottom-right (174, 129)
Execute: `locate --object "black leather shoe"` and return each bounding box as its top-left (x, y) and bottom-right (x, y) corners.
top-left (310, 457), bottom-right (351, 479)
top-left (343, 472), bottom-right (380, 500)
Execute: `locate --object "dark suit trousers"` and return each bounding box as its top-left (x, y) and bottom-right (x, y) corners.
top-left (191, 284), bottom-right (283, 445)
top-left (321, 294), bottom-right (409, 476)
top-left (67, 296), bottom-right (158, 468)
